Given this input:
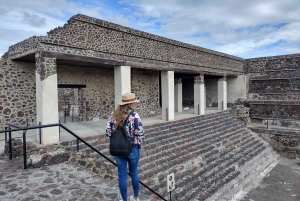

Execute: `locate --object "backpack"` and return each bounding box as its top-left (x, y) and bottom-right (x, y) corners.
top-left (109, 113), bottom-right (133, 157)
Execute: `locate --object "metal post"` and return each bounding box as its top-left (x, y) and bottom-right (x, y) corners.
top-left (72, 107), bottom-right (74, 122)
top-left (64, 108), bottom-right (67, 123)
top-left (267, 119), bottom-right (268, 129)
top-left (170, 191), bottom-right (172, 201)
top-left (39, 122), bottom-right (42, 144)
top-left (198, 104), bottom-right (200, 115)
top-left (222, 101), bottom-right (223, 110)
top-left (59, 121), bottom-right (61, 141)
top-left (23, 130), bottom-right (27, 169)
top-left (4, 126), bottom-right (7, 149)
top-left (77, 138), bottom-right (79, 152)
top-left (26, 117), bottom-right (28, 127)
top-left (8, 126), bottom-right (12, 160)
top-left (166, 108), bottom-right (168, 121)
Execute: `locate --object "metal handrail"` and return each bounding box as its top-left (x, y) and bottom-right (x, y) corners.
top-left (0, 123), bottom-right (167, 201)
top-left (250, 117), bottom-right (300, 137)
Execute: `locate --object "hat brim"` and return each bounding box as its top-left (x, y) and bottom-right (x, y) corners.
top-left (118, 99), bottom-right (140, 105)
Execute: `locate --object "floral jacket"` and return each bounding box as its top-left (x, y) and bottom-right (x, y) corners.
top-left (106, 110), bottom-right (145, 145)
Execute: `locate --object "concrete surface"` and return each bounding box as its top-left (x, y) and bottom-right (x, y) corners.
top-left (240, 158), bottom-right (300, 201)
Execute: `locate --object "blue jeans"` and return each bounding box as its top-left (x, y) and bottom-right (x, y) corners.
top-left (114, 145), bottom-right (140, 201)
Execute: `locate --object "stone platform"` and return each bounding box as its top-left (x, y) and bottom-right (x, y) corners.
top-left (0, 154), bottom-right (156, 201)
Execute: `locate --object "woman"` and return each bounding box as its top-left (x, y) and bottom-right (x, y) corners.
top-left (106, 92), bottom-right (145, 201)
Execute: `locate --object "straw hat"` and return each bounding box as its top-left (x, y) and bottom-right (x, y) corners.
top-left (118, 92), bottom-right (140, 105)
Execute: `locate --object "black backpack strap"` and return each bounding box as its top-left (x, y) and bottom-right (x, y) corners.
top-left (123, 111), bottom-right (131, 127)
top-left (122, 111), bottom-right (133, 142)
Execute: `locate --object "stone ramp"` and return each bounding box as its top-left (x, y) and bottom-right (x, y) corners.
top-left (0, 154), bottom-right (155, 201)
top-left (136, 111), bottom-right (269, 200)
top-left (67, 111), bottom-right (271, 200)
top-left (205, 145), bottom-right (280, 201)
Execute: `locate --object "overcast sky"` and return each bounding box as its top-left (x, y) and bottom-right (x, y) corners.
top-left (1, 0), bottom-right (300, 59)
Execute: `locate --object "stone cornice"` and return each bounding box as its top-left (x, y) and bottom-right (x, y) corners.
top-left (246, 53), bottom-right (300, 61)
top-left (66, 14), bottom-right (244, 62)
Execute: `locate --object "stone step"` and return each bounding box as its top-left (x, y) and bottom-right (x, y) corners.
top-left (204, 144), bottom-right (280, 201)
top-left (173, 137), bottom-right (268, 198)
top-left (144, 111), bottom-right (232, 130)
top-left (86, 121), bottom-right (246, 159)
top-left (139, 130), bottom-right (265, 200)
top-left (144, 111), bottom-right (238, 133)
top-left (144, 118), bottom-right (243, 144)
top-left (178, 134), bottom-right (268, 199)
top-left (65, 118), bottom-right (239, 152)
top-left (142, 123), bottom-right (246, 155)
top-left (64, 112), bottom-right (242, 154)
top-left (67, 111), bottom-right (272, 201)
top-left (81, 125), bottom-right (250, 183)
top-left (143, 121), bottom-right (244, 150)
top-left (139, 127), bottom-right (248, 171)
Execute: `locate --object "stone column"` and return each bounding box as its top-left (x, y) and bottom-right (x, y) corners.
top-left (114, 66), bottom-right (131, 109)
top-left (35, 53), bottom-right (59, 144)
top-left (227, 75), bottom-right (247, 103)
top-left (194, 75), bottom-right (205, 115)
top-left (161, 71), bottom-right (174, 121)
top-left (218, 77), bottom-right (227, 111)
top-left (204, 86), bottom-right (207, 109)
top-left (174, 78), bottom-right (182, 112)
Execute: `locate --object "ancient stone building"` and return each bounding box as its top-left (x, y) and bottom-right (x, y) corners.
top-left (246, 55), bottom-right (300, 122)
top-left (1, 14), bottom-right (299, 145)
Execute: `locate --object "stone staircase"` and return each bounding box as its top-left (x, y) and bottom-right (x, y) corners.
top-left (65, 110), bottom-right (278, 200)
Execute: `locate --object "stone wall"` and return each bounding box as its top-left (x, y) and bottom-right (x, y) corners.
top-left (0, 60), bottom-right (161, 130)
top-left (57, 65), bottom-right (114, 120)
top-left (246, 54), bottom-right (300, 120)
top-left (6, 14), bottom-right (244, 75)
top-left (249, 127), bottom-right (300, 159)
top-left (131, 68), bottom-right (161, 117)
top-left (7, 36), bottom-right (45, 59)
top-left (205, 79), bottom-right (218, 106)
top-left (0, 59), bottom-right (36, 129)
top-left (57, 66), bottom-right (161, 119)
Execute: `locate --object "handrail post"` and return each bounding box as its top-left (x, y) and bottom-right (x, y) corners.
top-left (39, 122), bottom-right (42, 144)
top-left (4, 126), bottom-right (7, 150)
top-left (77, 138), bottom-right (79, 152)
top-left (72, 107), bottom-right (74, 122)
top-left (8, 126), bottom-right (12, 160)
top-left (23, 130), bottom-right (27, 169)
top-left (64, 108), bottom-right (67, 123)
top-left (166, 108), bottom-right (168, 121)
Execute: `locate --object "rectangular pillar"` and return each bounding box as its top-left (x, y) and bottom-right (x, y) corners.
top-left (35, 53), bottom-right (59, 144)
top-left (114, 66), bottom-right (131, 109)
top-left (161, 71), bottom-right (174, 121)
top-left (227, 75), bottom-right (247, 103)
top-left (218, 77), bottom-right (227, 111)
top-left (174, 78), bottom-right (182, 112)
top-left (204, 86), bottom-right (207, 109)
top-left (194, 75), bottom-right (205, 115)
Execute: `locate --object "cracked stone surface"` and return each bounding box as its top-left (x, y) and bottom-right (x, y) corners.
top-left (0, 154), bottom-right (155, 201)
